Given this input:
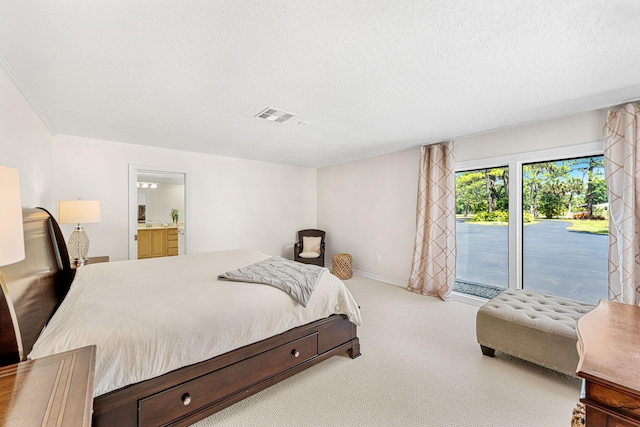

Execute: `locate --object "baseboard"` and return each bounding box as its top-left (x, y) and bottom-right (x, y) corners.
top-left (326, 262), bottom-right (406, 288)
top-left (451, 291), bottom-right (488, 307)
top-left (352, 269), bottom-right (407, 288)
top-left (328, 263), bottom-right (488, 307)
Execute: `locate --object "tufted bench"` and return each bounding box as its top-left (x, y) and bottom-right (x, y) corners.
top-left (476, 289), bottom-right (595, 376)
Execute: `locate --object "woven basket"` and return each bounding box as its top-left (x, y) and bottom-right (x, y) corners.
top-left (571, 402), bottom-right (585, 427)
top-left (332, 253), bottom-right (353, 279)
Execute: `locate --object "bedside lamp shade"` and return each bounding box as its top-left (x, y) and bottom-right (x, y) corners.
top-left (58, 200), bottom-right (101, 264)
top-left (58, 200), bottom-right (101, 224)
top-left (0, 166), bottom-right (25, 267)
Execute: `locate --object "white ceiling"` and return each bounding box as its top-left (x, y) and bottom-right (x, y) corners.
top-left (1, 1), bottom-right (639, 168)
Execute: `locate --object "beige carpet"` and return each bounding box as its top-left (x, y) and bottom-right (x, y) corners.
top-left (192, 275), bottom-right (581, 427)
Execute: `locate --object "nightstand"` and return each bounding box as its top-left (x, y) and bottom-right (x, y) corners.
top-left (0, 345), bottom-right (96, 426)
top-left (71, 256), bottom-right (110, 269)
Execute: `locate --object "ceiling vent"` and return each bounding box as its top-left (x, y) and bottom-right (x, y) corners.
top-left (255, 107), bottom-right (296, 123)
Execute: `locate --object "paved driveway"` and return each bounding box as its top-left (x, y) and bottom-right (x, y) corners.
top-left (456, 219), bottom-right (608, 305)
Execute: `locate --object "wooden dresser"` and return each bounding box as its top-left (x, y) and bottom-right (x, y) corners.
top-left (576, 300), bottom-right (640, 426)
top-left (0, 345), bottom-right (96, 426)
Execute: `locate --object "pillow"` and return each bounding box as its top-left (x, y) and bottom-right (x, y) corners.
top-left (302, 236), bottom-right (322, 255)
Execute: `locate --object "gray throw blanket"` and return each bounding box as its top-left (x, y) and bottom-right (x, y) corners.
top-left (218, 256), bottom-right (327, 307)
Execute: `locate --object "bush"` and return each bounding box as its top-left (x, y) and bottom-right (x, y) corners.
top-left (593, 206), bottom-right (609, 220)
top-left (538, 193), bottom-right (564, 218)
top-left (470, 210), bottom-right (508, 222)
top-left (573, 211), bottom-right (606, 221)
top-left (469, 210), bottom-right (533, 223)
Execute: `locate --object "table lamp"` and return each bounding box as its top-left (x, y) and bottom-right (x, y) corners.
top-left (0, 166), bottom-right (25, 267)
top-left (58, 199), bottom-right (101, 265)
top-left (0, 166), bottom-right (25, 361)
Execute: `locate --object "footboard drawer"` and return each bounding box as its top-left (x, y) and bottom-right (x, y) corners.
top-left (138, 333), bottom-right (318, 427)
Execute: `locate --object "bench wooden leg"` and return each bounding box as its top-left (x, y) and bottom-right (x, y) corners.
top-left (480, 345), bottom-right (495, 357)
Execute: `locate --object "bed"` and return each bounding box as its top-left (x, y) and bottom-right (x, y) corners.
top-left (0, 208), bottom-right (362, 426)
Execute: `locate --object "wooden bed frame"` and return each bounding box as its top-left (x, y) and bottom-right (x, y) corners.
top-left (0, 208), bottom-right (361, 427)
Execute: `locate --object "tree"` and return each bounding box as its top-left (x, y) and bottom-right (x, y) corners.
top-left (590, 175), bottom-right (607, 205)
top-left (565, 177), bottom-right (584, 217)
top-left (523, 162), bottom-right (555, 217)
top-left (566, 156), bottom-right (605, 217)
top-left (585, 157), bottom-right (604, 217)
top-left (484, 168), bottom-right (508, 213)
top-left (456, 168), bottom-right (508, 217)
top-left (456, 171), bottom-right (485, 216)
top-left (535, 163), bottom-right (570, 218)
top-left (539, 192), bottom-right (564, 218)
top-left (485, 169), bottom-right (494, 213)
top-left (499, 168), bottom-right (509, 210)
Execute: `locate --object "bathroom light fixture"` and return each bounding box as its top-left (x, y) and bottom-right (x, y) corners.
top-left (138, 182), bottom-right (158, 189)
top-left (58, 199), bottom-right (101, 265)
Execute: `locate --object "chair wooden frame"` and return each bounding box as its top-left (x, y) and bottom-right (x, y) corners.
top-left (293, 229), bottom-right (326, 267)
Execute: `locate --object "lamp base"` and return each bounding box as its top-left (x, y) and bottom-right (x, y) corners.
top-left (68, 226), bottom-right (90, 263)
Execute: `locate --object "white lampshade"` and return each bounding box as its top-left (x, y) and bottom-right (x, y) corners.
top-left (58, 200), bottom-right (101, 263)
top-left (0, 166), bottom-right (25, 267)
top-left (58, 200), bottom-right (101, 224)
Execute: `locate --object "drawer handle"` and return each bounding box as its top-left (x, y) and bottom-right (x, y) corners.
top-left (182, 393), bottom-right (192, 406)
top-left (292, 349), bottom-right (300, 358)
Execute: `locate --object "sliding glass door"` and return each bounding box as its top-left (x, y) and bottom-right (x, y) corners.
top-left (455, 167), bottom-right (509, 299)
top-left (455, 145), bottom-right (608, 304)
top-left (522, 156), bottom-right (608, 304)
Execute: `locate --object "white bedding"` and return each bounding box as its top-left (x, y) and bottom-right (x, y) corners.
top-left (28, 249), bottom-right (362, 397)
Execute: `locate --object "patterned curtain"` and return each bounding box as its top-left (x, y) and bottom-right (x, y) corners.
top-left (603, 103), bottom-right (640, 305)
top-left (407, 141), bottom-right (456, 301)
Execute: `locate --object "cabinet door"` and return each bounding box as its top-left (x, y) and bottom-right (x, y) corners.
top-left (138, 230), bottom-right (152, 259)
top-left (167, 229), bottom-right (178, 256)
top-left (150, 229), bottom-right (167, 257)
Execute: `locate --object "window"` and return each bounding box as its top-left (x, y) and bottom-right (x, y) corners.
top-left (454, 143), bottom-right (607, 305)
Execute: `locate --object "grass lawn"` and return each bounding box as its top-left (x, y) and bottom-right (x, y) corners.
top-left (553, 218), bottom-right (609, 235)
top-left (456, 215), bottom-right (506, 224)
top-left (457, 215), bottom-right (608, 235)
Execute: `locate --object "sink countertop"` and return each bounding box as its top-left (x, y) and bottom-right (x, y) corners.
top-left (137, 223), bottom-right (183, 230)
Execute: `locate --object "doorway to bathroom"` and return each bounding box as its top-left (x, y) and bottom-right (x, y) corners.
top-left (128, 165), bottom-right (188, 260)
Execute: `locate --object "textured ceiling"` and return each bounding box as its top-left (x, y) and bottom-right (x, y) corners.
top-left (1, 1), bottom-right (639, 168)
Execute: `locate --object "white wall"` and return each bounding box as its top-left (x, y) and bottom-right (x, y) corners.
top-left (53, 135), bottom-right (317, 261)
top-left (317, 109), bottom-right (610, 286)
top-left (142, 183), bottom-right (185, 224)
top-left (455, 109), bottom-right (608, 162)
top-left (0, 68), bottom-right (53, 208)
top-left (318, 148), bottom-right (419, 285)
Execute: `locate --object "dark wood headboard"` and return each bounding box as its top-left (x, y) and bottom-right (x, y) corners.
top-left (0, 208), bottom-right (73, 366)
